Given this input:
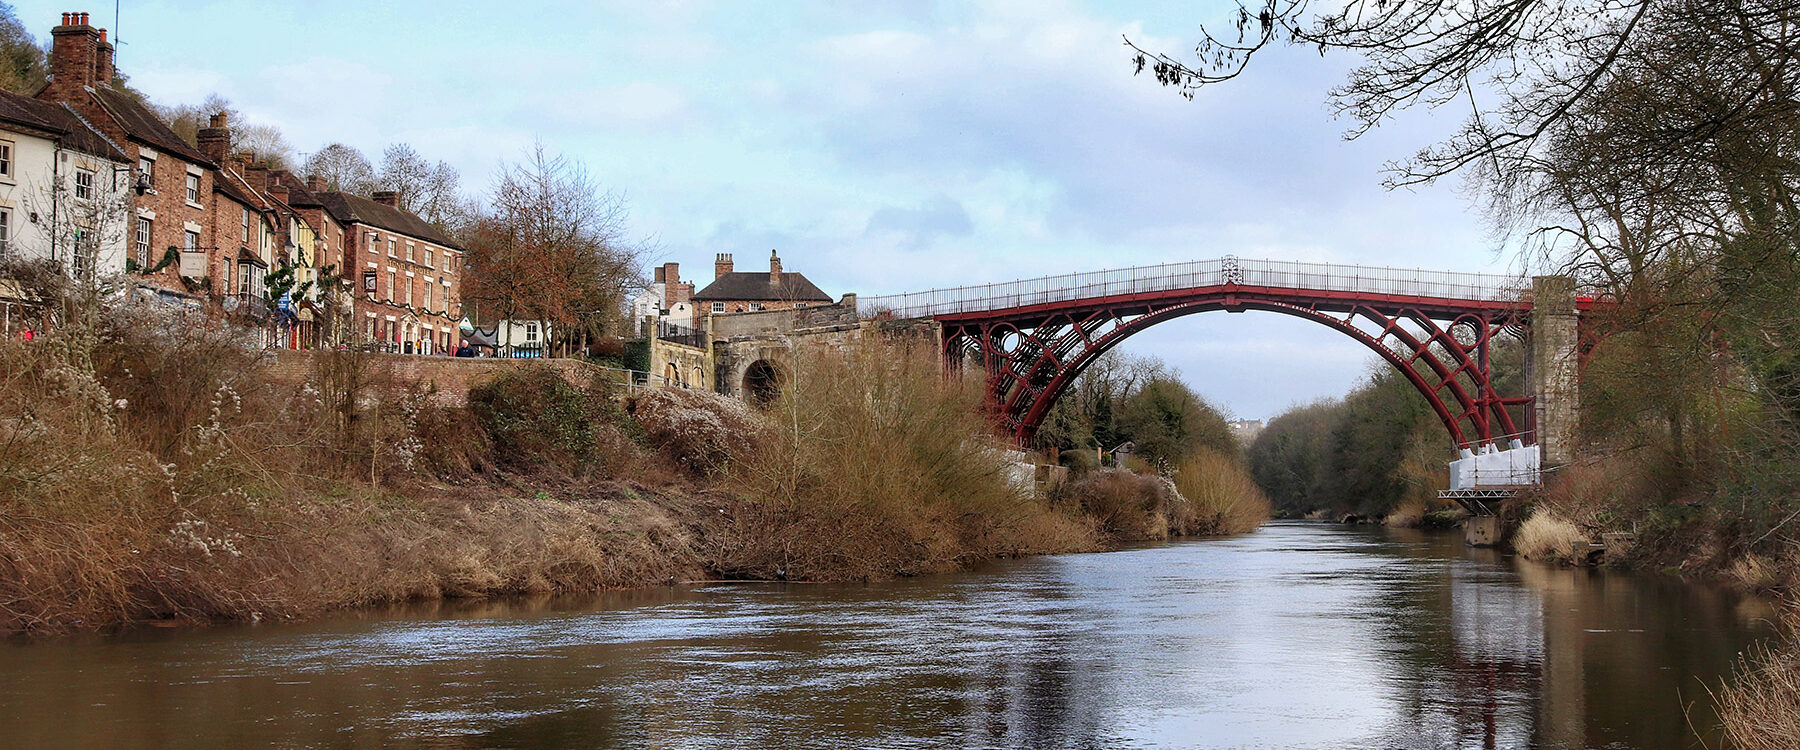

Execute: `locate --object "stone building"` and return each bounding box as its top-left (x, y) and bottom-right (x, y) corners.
top-left (692, 251), bottom-right (830, 314)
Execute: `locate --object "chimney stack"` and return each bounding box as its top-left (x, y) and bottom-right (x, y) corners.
top-left (46, 11), bottom-right (101, 103)
top-left (714, 252), bottom-right (733, 280)
top-left (371, 190), bottom-right (399, 207)
top-left (195, 111), bottom-right (231, 165)
top-left (94, 27), bottom-right (113, 84)
top-left (305, 173), bottom-right (325, 193)
top-left (768, 250), bottom-right (782, 286)
top-left (661, 262), bottom-right (680, 308)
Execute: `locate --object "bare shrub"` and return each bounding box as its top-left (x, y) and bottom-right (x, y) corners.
top-left (1514, 509), bottom-right (1592, 563)
top-left (713, 339), bottom-right (1095, 581)
top-left (1170, 448), bottom-right (1272, 535)
top-left (1061, 469), bottom-right (1175, 541)
top-left (627, 387), bottom-right (762, 475)
top-left (468, 366), bottom-right (609, 476)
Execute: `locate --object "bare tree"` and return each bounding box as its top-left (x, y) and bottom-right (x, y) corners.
top-left (377, 143), bottom-right (471, 234)
top-left (462, 145), bottom-right (644, 354)
top-left (301, 143), bottom-right (376, 194)
top-left (156, 93), bottom-right (295, 167)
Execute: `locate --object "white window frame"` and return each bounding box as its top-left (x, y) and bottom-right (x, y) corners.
top-left (134, 216), bottom-right (151, 268)
top-left (0, 140), bottom-right (14, 180)
top-left (185, 171), bottom-right (201, 205)
top-left (525, 321), bottom-right (539, 342)
top-left (74, 168), bottom-right (94, 201)
top-left (710, 302), bottom-right (724, 313)
top-left (0, 207), bottom-right (11, 256)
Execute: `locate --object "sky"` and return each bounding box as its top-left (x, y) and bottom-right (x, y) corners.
top-left (19, 0), bottom-right (1528, 419)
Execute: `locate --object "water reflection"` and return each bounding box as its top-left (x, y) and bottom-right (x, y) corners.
top-left (0, 522), bottom-right (1773, 749)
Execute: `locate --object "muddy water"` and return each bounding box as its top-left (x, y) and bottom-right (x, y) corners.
top-left (0, 522), bottom-right (1777, 749)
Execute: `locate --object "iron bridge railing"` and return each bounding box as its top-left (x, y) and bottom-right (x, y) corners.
top-left (856, 256), bottom-right (1528, 320)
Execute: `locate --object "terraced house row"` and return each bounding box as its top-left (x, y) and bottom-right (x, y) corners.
top-left (0, 11), bottom-right (464, 353)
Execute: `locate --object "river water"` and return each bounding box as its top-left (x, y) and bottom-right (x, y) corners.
top-left (0, 521), bottom-right (1778, 749)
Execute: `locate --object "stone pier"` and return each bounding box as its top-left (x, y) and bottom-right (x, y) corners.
top-left (1531, 276), bottom-right (1580, 468)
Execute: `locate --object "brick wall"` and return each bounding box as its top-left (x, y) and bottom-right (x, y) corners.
top-left (264, 351), bottom-right (611, 407)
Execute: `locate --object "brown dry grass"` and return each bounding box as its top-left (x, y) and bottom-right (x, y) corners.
top-left (1715, 605), bottom-right (1800, 750)
top-left (1514, 508), bottom-right (1593, 564)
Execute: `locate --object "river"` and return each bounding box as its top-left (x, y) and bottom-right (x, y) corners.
top-left (0, 521), bottom-right (1777, 749)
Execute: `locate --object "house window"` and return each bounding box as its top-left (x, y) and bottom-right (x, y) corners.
top-left (367, 232), bottom-right (378, 254)
top-left (184, 229), bottom-right (199, 252)
top-left (748, 302), bottom-right (765, 312)
top-left (403, 277), bottom-right (413, 307)
top-left (423, 279), bottom-right (433, 311)
top-left (137, 155), bottom-right (153, 183)
top-left (710, 302), bottom-right (724, 313)
top-left (525, 322), bottom-right (539, 342)
top-left (185, 172), bottom-right (200, 203)
top-left (75, 168), bottom-right (94, 200)
top-left (240, 207), bottom-right (249, 241)
top-left (424, 248), bottom-right (433, 267)
top-left (387, 238), bottom-right (395, 257)
top-left (387, 271), bottom-right (395, 302)
top-left (0, 208), bottom-right (10, 256)
top-left (0, 141), bottom-right (13, 179)
top-left (405, 243), bottom-right (414, 262)
top-left (135, 217), bottom-right (151, 268)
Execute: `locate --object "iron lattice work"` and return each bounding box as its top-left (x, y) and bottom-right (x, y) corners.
top-left (905, 258), bottom-right (1535, 447)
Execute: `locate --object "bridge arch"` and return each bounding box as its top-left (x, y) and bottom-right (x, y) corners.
top-left (893, 259), bottom-right (1540, 449)
top-left (951, 295), bottom-right (1531, 448)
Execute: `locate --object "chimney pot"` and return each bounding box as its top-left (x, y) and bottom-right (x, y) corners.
top-left (714, 252), bottom-right (733, 279)
top-left (60, 13), bottom-right (69, 25)
top-left (98, 28), bottom-right (105, 41)
top-left (209, 111), bottom-right (227, 128)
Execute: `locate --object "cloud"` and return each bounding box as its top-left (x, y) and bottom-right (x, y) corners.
top-left (863, 194), bottom-right (974, 249)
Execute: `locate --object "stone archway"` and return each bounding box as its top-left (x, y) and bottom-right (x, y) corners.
top-left (742, 359), bottom-right (783, 406)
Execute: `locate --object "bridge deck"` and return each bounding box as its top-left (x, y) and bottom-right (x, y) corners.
top-left (858, 256), bottom-right (1528, 320)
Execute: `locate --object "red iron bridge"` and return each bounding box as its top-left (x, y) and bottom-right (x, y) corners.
top-left (856, 256), bottom-right (1586, 487)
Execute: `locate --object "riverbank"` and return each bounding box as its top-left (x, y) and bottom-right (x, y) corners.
top-left (2, 305), bottom-right (1289, 636)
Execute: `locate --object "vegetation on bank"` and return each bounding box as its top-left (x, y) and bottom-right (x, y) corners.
top-left (1036, 352), bottom-right (1271, 541)
top-left (1245, 364), bottom-right (1468, 526)
top-left (0, 274), bottom-right (1114, 633)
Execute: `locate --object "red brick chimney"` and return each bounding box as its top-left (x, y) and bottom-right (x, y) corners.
top-left (45, 12), bottom-right (100, 103)
top-left (768, 250), bottom-right (782, 286)
top-left (305, 173), bottom-right (325, 192)
top-left (196, 111), bottom-right (230, 165)
top-left (267, 183), bottom-right (289, 204)
top-left (94, 27), bottom-right (113, 84)
top-left (371, 190), bottom-right (399, 207)
top-left (660, 262), bottom-right (679, 308)
top-left (714, 252), bottom-right (733, 280)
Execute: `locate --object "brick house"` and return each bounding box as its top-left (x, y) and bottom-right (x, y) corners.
top-left (315, 190), bottom-right (463, 354)
top-left (35, 12), bottom-right (222, 308)
top-left (0, 83), bottom-right (131, 331)
top-left (267, 170), bottom-right (354, 347)
top-left (693, 251), bottom-right (830, 315)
